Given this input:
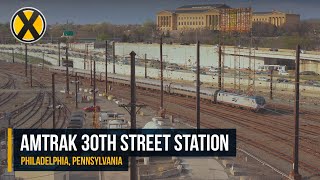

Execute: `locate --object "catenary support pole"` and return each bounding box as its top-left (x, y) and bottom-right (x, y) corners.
top-left (105, 41), bottom-right (108, 96)
top-left (12, 48), bottom-right (14, 63)
top-left (290, 45), bottom-right (302, 180)
top-left (90, 55), bottom-right (93, 86)
top-left (160, 37), bottom-right (164, 109)
top-left (270, 69), bottom-right (273, 100)
top-left (218, 45), bottom-right (222, 90)
top-left (145, 53), bottom-right (147, 78)
top-left (52, 73), bottom-right (56, 129)
top-left (58, 41), bottom-right (61, 66)
top-left (25, 44), bottom-right (28, 77)
top-left (196, 41), bottom-right (200, 130)
top-left (113, 41), bottom-right (116, 74)
top-left (66, 46), bottom-right (70, 94)
top-left (30, 64), bottom-right (32, 87)
top-left (130, 51), bottom-right (137, 180)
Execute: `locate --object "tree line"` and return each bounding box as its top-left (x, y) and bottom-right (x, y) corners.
top-left (0, 19), bottom-right (320, 50)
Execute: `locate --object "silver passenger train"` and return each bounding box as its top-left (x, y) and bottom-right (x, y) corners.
top-left (50, 66), bottom-right (266, 112)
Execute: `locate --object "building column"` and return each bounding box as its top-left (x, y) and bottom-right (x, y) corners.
top-left (157, 16), bottom-right (159, 27)
top-left (206, 15), bottom-right (209, 27)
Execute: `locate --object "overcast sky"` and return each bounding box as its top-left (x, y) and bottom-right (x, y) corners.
top-left (1, 0), bottom-right (320, 24)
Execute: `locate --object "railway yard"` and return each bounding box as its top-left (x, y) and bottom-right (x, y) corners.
top-left (0, 45), bottom-right (319, 180)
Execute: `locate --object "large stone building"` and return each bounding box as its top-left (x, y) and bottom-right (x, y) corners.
top-left (156, 4), bottom-right (300, 31)
top-left (156, 4), bottom-right (230, 31)
top-left (252, 11), bottom-right (300, 27)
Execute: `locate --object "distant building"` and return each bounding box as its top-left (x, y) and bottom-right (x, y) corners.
top-left (156, 4), bottom-right (300, 32)
top-left (156, 4), bottom-right (230, 32)
top-left (252, 11), bottom-right (300, 27)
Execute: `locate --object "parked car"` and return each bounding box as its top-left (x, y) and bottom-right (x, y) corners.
top-left (208, 67), bottom-right (219, 73)
top-left (83, 105), bottom-right (101, 112)
top-left (165, 66), bottom-right (176, 71)
top-left (269, 48), bottom-right (278, 52)
top-left (300, 71), bottom-right (319, 76)
top-left (190, 67), bottom-right (197, 72)
top-left (277, 78), bottom-right (290, 83)
top-left (313, 82), bottom-right (320, 87)
top-left (278, 70), bottom-right (289, 76)
top-left (305, 80), bottom-right (316, 85)
top-left (258, 77), bottom-right (270, 82)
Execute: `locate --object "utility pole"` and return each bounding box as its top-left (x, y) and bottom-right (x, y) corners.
top-left (196, 41), bottom-right (200, 130)
top-left (113, 41), bottom-right (116, 74)
top-left (270, 69), bottom-right (273, 100)
top-left (289, 45), bottom-right (302, 180)
top-left (144, 54), bottom-right (147, 78)
top-left (105, 41), bottom-right (108, 96)
top-left (90, 55), bottom-right (93, 86)
top-left (218, 45), bottom-right (222, 90)
top-left (52, 73), bottom-right (56, 129)
top-left (29, 64), bottom-right (32, 87)
top-left (66, 46), bottom-right (70, 94)
top-left (12, 48), bottom-right (14, 63)
top-left (25, 44), bottom-right (28, 77)
top-left (129, 51), bottom-right (137, 180)
top-left (160, 37), bottom-right (164, 110)
top-left (58, 41), bottom-right (61, 66)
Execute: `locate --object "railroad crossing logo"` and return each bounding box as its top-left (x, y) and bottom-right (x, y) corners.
top-left (10, 7), bottom-right (46, 43)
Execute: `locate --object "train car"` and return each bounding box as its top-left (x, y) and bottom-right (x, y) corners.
top-left (214, 91), bottom-right (266, 111)
top-left (48, 66), bottom-right (266, 112)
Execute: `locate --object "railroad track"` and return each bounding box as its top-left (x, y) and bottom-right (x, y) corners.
top-left (0, 62), bottom-right (70, 129)
top-left (0, 73), bottom-right (18, 107)
top-left (105, 82), bottom-right (320, 177)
